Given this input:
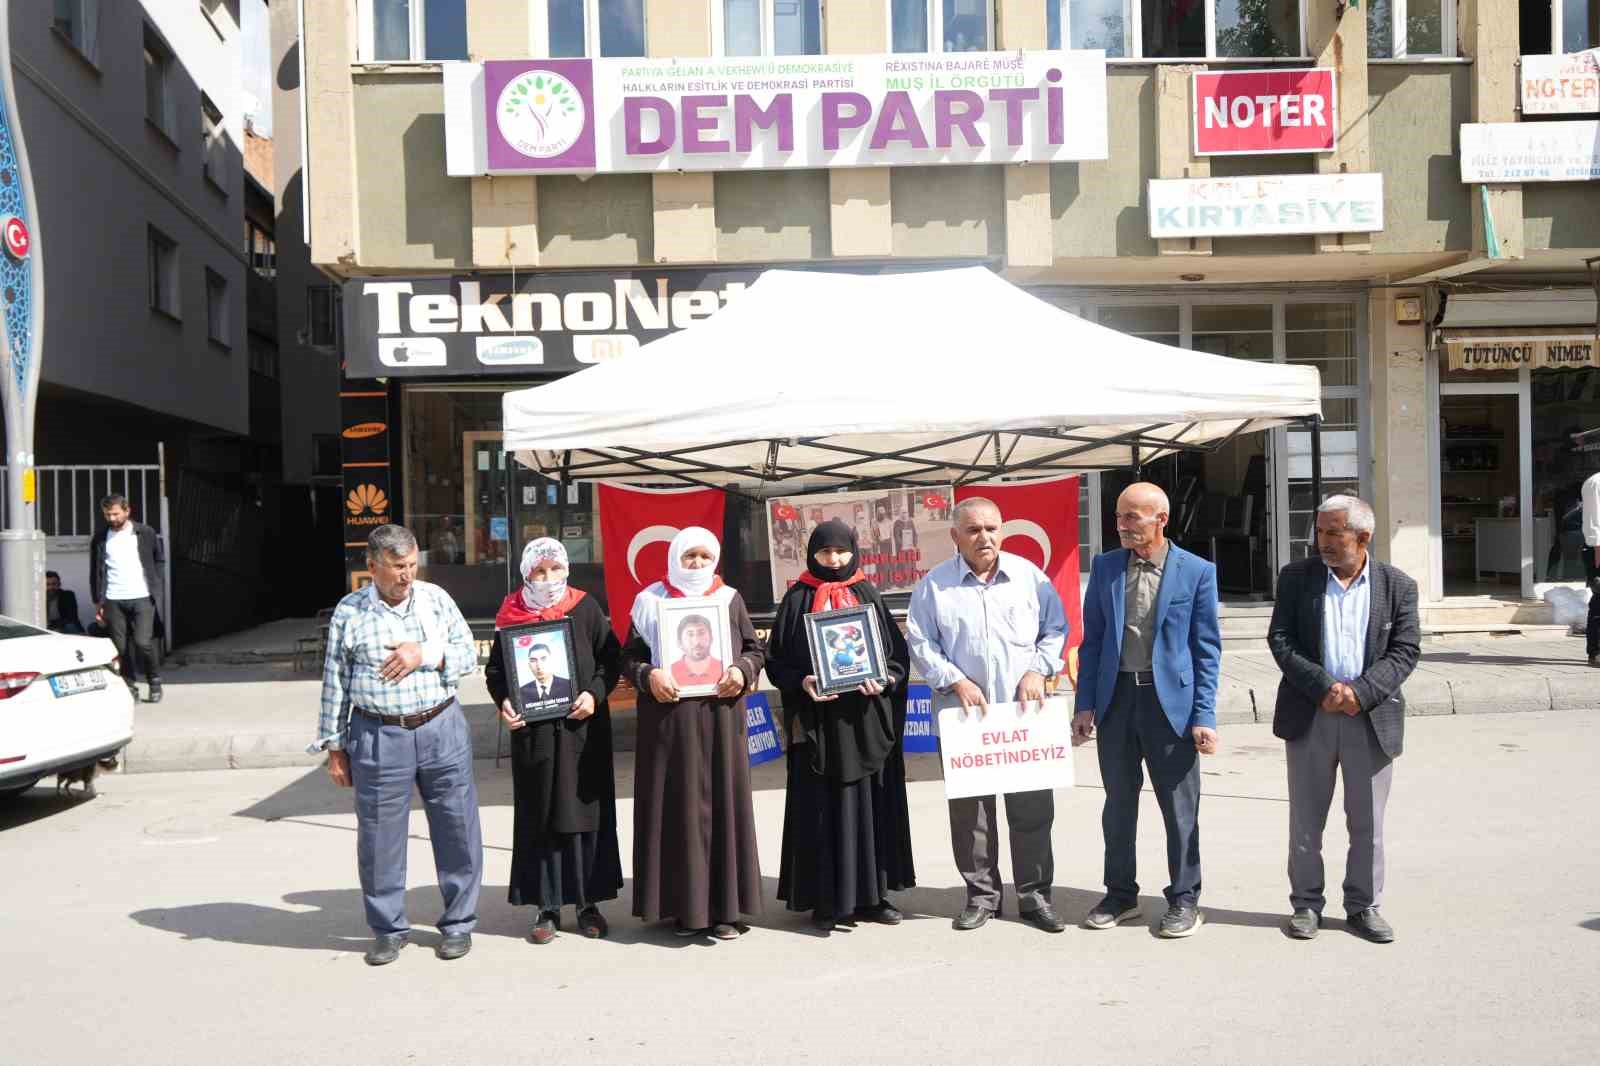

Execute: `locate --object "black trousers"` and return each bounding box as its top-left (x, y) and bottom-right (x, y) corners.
top-left (1586, 546), bottom-right (1600, 658)
top-left (1097, 673), bottom-right (1202, 907)
top-left (105, 597), bottom-right (162, 685)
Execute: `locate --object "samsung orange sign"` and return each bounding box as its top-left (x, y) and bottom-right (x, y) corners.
top-left (343, 421), bottom-right (387, 439)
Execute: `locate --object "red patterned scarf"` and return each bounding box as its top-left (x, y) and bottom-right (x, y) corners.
top-left (796, 570), bottom-right (865, 613)
top-left (494, 586), bottom-right (586, 628)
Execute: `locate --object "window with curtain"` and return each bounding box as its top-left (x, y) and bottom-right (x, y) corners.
top-left (892, 0), bottom-right (993, 53)
top-left (723, 0), bottom-right (823, 56)
top-left (1047, 0), bottom-right (1308, 57)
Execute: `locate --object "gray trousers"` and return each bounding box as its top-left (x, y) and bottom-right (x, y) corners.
top-left (1286, 710), bottom-right (1393, 916)
top-left (946, 788), bottom-right (1055, 913)
top-left (347, 700), bottom-right (483, 937)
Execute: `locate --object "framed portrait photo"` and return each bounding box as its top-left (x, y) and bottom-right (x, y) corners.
top-left (502, 619), bottom-right (579, 723)
top-left (804, 605), bottom-right (889, 696)
top-left (654, 597), bottom-right (735, 699)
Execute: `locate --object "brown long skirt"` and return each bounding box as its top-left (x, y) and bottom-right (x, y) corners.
top-left (631, 692), bottom-right (764, 929)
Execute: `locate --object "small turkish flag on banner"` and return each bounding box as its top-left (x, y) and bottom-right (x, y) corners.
top-left (955, 475), bottom-right (1084, 670)
top-left (597, 483), bottom-right (726, 640)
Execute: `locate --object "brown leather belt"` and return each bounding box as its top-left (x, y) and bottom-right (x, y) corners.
top-left (353, 697), bottom-right (455, 730)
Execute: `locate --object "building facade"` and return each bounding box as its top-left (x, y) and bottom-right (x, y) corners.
top-left (300, 0), bottom-right (1600, 622)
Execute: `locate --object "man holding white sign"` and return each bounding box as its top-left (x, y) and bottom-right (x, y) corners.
top-left (907, 498), bottom-right (1069, 934)
top-left (1073, 483), bottom-right (1221, 940)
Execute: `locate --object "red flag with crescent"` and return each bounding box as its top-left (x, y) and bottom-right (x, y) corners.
top-left (597, 483), bottom-right (726, 640)
top-left (955, 475), bottom-right (1084, 677)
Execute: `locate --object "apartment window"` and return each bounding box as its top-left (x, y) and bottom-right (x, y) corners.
top-left (307, 285), bottom-right (341, 350)
top-left (206, 269), bottom-right (230, 348)
top-left (248, 222), bottom-right (276, 278)
top-left (361, 0), bottom-right (468, 62)
top-left (148, 227), bottom-right (179, 318)
top-left (891, 0), bottom-right (993, 52)
top-left (719, 0), bottom-right (823, 56)
top-left (201, 93), bottom-right (226, 190)
top-left (1523, 0), bottom-right (1598, 52)
top-left (1367, 0), bottom-right (1456, 57)
top-left (537, 0), bottom-right (647, 58)
top-left (1046, 1), bottom-right (1308, 57)
top-left (144, 25), bottom-right (176, 137)
top-left (52, 0), bottom-right (100, 63)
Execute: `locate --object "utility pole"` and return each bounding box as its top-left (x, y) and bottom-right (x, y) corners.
top-left (0, 0), bottom-right (47, 626)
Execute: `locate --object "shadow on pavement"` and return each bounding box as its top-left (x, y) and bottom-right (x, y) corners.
top-left (1419, 652), bottom-right (1590, 668)
top-left (0, 786), bottom-right (94, 831)
top-left (1580, 916), bottom-right (1600, 932)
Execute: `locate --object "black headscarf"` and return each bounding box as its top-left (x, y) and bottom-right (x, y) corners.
top-left (805, 519), bottom-right (859, 583)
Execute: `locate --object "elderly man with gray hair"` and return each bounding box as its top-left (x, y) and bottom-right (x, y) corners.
top-left (1267, 495), bottom-right (1420, 944)
top-left (311, 524), bottom-right (483, 966)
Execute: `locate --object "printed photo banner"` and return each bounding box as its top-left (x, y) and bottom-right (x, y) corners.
top-left (445, 50), bottom-right (1109, 176)
top-left (765, 486), bottom-right (957, 599)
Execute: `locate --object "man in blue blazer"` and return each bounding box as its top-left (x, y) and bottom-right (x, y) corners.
top-left (1072, 482), bottom-right (1222, 938)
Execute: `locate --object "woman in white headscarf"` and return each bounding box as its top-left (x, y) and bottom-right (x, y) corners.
top-left (620, 526), bottom-right (766, 940)
top-left (485, 538), bottom-right (622, 944)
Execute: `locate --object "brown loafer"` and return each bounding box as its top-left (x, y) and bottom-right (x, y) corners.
top-left (577, 907), bottom-right (608, 939)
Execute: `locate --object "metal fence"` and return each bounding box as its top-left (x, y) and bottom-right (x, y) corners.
top-left (0, 465), bottom-right (165, 536)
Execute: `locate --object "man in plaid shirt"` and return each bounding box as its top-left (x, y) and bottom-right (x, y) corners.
top-left (313, 524), bottom-right (482, 966)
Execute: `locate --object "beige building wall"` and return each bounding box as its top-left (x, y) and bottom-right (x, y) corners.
top-left (825, 0), bottom-right (892, 257)
top-left (1367, 289), bottom-right (1432, 582)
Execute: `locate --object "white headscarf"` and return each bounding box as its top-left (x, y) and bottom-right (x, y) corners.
top-left (519, 537), bottom-right (569, 610)
top-left (630, 526), bottom-right (735, 659)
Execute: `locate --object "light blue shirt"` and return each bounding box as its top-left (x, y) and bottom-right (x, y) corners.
top-left (1322, 562), bottom-right (1371, 683)
top-left (906, 551), bottom-right (1068, 709)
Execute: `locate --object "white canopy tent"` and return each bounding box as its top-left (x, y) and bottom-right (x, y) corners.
top-left (502, 267), bottom-right (1323, 492)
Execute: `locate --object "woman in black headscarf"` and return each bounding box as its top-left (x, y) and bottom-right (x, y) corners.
top-left (768, 519), bottom-right (916, 930)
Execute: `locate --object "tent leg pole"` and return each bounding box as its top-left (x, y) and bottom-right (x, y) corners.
top-left (1131, 445), bottom-right (1142, 480)
top-left (1309, 415), bottom-right (1323, 508)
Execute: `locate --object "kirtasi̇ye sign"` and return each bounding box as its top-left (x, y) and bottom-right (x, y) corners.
top-left (1191, 68), bottom-right (1337, 156)
top-left (1460, 120), bottom-right (1600, 182)
top-left (1147, 173), bottom-right (1383, 238)
top-left (1446, 333), bottom-right (1600, 371)
top-left (444, 50), bottom-right (1109, 175)
top-left (1521, 50), bottom-right (1600, 115)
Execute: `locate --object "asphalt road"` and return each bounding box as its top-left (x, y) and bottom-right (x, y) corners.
top-left (3, 712), bottom-right (1597, 1065)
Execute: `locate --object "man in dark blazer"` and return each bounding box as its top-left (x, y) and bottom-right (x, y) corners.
top-left (518, 643), bottom-right (572, 710)
top-left (1073, 482), bottom-right (1223, 939)
top-left (1268, 494), bottom-right (1420, 944)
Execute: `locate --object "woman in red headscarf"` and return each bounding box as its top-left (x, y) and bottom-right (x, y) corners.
top-left (486, 537), bottom-right (622, 945)
top-left (767, 519), bottom-right (915, 930)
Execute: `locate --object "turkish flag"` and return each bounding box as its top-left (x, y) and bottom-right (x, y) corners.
top-left (955, 475), bottom-right (1084, 673)
top-left (597, 483), bottom-right (726, 640)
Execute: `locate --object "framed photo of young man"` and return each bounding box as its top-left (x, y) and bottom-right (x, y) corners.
top-left (654, 597), bottom-right (734, 699)
top-left (804, 605), bottom-right (890, 696)
top-left (502, 619), bottom-right (579, 723)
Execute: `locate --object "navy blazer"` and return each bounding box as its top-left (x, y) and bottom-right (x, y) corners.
top-left (1074, 543), bottom-right (1223, 736)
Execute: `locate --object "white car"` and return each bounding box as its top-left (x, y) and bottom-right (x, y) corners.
top-left (0, 616), bottom-right (134, 798)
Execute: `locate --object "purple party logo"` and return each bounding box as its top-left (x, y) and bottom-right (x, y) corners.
top-left (486, 59), bottom-right (596, 170)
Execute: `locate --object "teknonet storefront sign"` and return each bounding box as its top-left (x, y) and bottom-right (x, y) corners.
top-left (1147, 173), bottom-right (1383, 238)
top-left (1521, 50), bottom-right (1600, 116)
top-left (1446, 333), bottom-right (1600, 371)
top-left (443, 50), bottom-right (1108, 175)
top-left (1191, 68), bottom-right (1337, 156)
top-left (342, 269), bottom-right (765, 378)
top-left (1459, 120), bottom-right (1600, 182)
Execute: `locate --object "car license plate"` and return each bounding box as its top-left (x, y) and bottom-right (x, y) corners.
top-left (50, 670), bottom-right (108, 698)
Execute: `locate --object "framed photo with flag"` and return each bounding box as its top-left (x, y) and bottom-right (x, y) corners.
top-left (502, 619), bottom-right (579, 723)
top-left (804, 605), bottom-right (889, 696)
top-left (654, 596), bottom-right (734, 699)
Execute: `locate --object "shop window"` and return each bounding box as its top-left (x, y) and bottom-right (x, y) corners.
top-left (1533, 368), bottom-right (1600, 583)
top-left (1367, 0), bottom-right (1456, 58)
top-left (720, 0), bottom-right (823, 56)
top-left (538, 0), bottom-right (647, 58)
top-left (1097, 305), bottom-right (1180, 348)
top-left (148, 226), bottom-right (179, 319)
top-left (1285, 302), bottom-right (1357, 388)
top-left (891, 0), bottom-right (993, 53)
top-left (144, 24), bottom-right (176, 138)
top-left (206, 269), bottom-right (230, 348)
top-left (52, 0), bottom-right (99, 64)
top-left (1046, 0), bottom-right (1303, 57)
top-left (361, 0), bottom-right (468, 62)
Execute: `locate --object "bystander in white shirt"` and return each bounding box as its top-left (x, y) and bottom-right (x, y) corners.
top-left (104, 524), bottom-right (150, 600)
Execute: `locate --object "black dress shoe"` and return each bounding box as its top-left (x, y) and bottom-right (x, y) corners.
top-left (952, 903), bottom-right (995, 931)
top-left (855, 901), bottom-right (904, 926)
top-left (1286, 908), bottom-right (1321, 940)
top-left (363, 933), bottom-right (407, 966)
top-left (1346, 907), bottom-right (1395, 944)
top-left (1020, 902), bottom-right (1067, 933)
top-left (577, 907), bottom-right (607, 939)
top-left (146, 685), bottom-right (163, 704)
top-left (436, 932), bottom-right (472, 960)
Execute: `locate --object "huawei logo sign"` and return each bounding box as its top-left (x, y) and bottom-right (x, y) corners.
top-left (346, 484), bottom-right (389, 526)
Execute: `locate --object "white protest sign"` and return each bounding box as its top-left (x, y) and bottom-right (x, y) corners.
top-left (938, 698), bottom-right (1075, 800)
